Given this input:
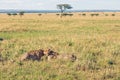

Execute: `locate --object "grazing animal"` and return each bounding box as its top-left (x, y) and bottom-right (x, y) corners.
top-left (20, 49), bottom-right (44, 61)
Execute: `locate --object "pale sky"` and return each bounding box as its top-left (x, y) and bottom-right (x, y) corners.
top-left (0, 0), bottom-right (120, 10)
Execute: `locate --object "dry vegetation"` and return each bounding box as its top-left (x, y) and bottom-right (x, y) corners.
top-left (0, 12), bottom-right (120, 80)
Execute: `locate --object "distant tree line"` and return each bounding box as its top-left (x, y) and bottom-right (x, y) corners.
top-left (79, 13), bottom-right (116, 17)
top-left (7, 11), bottom-right (25, 16)
top-left (90, 14), bottom-right (99, 16)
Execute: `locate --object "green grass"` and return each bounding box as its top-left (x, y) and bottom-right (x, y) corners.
top-left (0, 14), bottom-right (120, 80)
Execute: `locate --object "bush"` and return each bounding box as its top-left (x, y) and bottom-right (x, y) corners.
top-left (19, 11), bottom-right (24, 17)
top-left (38, 14), bottom-right (42, 16)
top-left (7, 13), bottom-right (12, 16)
top-left (12, 13), bottom-right (17, 16)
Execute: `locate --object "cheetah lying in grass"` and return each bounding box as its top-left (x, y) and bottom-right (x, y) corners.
top-left (20, 49), bottom-right (44, 61)
top-left (47, 53), bottom-right (77, 62)
top-left (44, 49), bottom-right (77, 62)
top-left (20, 49), bottom-right (77, 62)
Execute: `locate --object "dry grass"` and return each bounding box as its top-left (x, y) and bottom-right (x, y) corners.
top-left (0, 12), bottom-right (120, 80)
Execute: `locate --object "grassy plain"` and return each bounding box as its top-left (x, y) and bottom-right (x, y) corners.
top-left (0, 13), bottom-right (120, 80)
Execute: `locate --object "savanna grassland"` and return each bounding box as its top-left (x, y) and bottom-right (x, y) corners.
top-left (0, 13), bottom-right (120, 80)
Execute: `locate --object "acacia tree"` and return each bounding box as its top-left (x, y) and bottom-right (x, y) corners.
top-left (57, 4), bottom-right (72, 18)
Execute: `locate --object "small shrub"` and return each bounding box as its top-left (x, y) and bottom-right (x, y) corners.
top-left (38, 14), bottom-right (42, 16)
top-left (0, 38), bottom-right (4, 41)
top-left (112, 14), bottom-right (115, 16)
top-left (56, 14), bottom-right (60, 16)
top-left (7, 13), bottom-right (12, 16)
top-left (82, 14), bottom-right (86, 16)
top-left (67, 42), bottom-right (74, 46)
top-left (17, 61), bottom-right (23, 66)
top-left (108, 60), bottom-right (115, 65)
top-left (12, 13), bottom-right (17, 16)
top-left (19, 11), bottom-right (24, 17)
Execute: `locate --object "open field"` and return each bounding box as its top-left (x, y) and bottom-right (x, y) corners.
top-left (0, 13), bottom-right (120, 80)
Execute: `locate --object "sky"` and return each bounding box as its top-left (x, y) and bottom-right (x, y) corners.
top-left (0, 0), bottom-right (120, 10)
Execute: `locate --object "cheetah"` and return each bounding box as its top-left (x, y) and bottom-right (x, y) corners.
top-left (57, 54), bottom-right (77, 62)
top-left (20, 49), bottom-right (44, 61)
top-left (44, 49), bottom-right (59, 56)
top-left (43, 49), bottom-right (59, 61)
